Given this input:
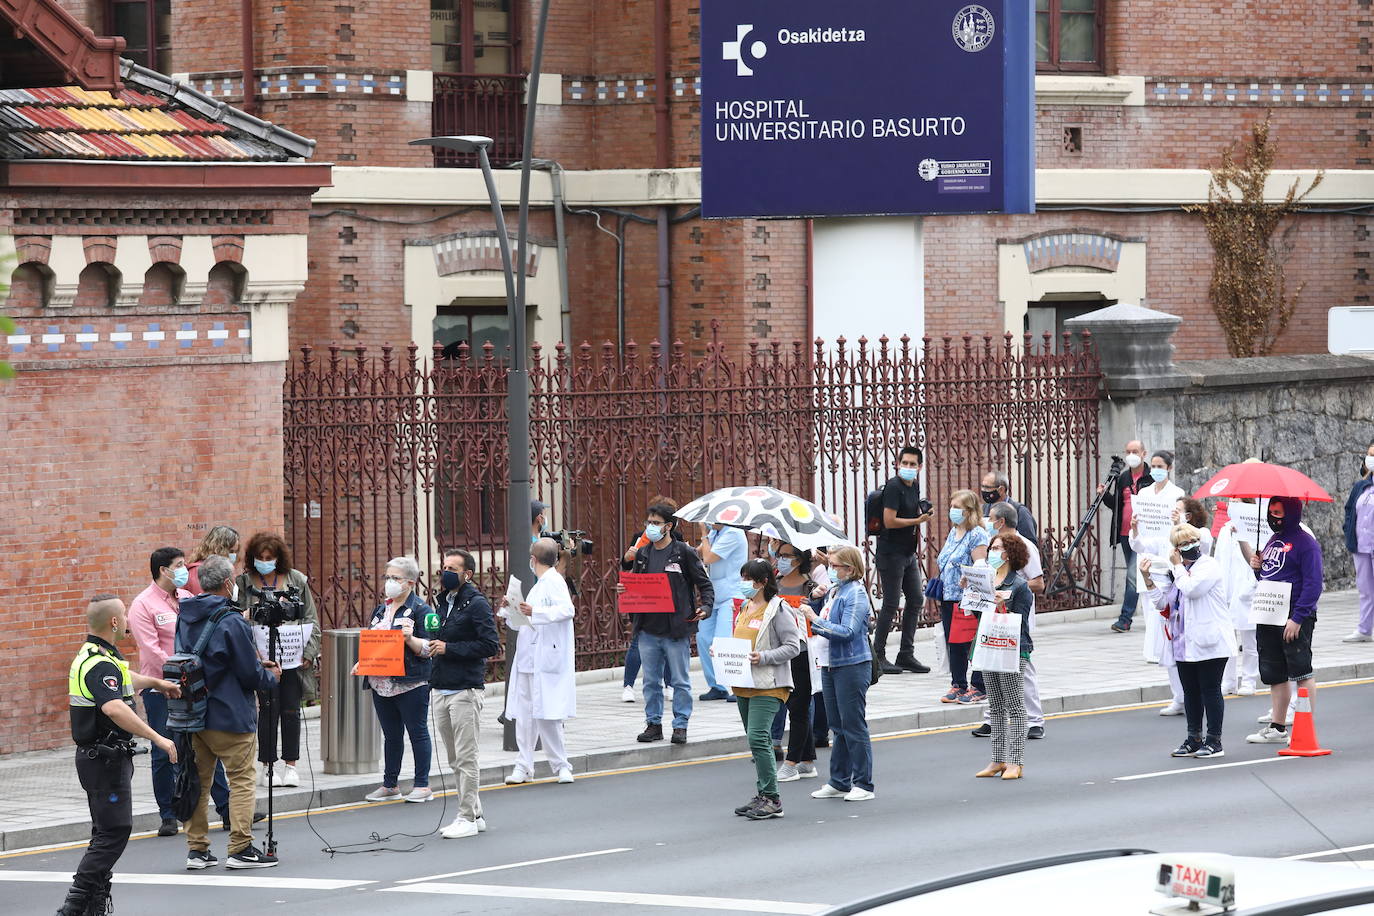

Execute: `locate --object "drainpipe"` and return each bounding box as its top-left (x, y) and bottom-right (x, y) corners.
top-left (241, 0), bottom-right (256, 115)
top-left (549, 163), bottom-right (572, 345)
top-left (805, 218), bottom-right (815, 358)
top-left (653, 0), bottom-right (672, 356)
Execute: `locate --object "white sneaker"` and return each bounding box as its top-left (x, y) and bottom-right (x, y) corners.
top-left (404, 787), bottom-right (434, 803)
top-left (270, 766), bottom-right (287, 787)
top-left (504, 769), bottom-right (530, 785)
top-left (844, 787), bottom-right (875, 802)
top-left (1158, 703), bottom-right (1184, 716)
top-left (475, 816), bottom-right (487, 832)
top-left (776, 764), bottom-right (801, 782)
top-left (281, 764), bottom-right (299, 787)
top-left (557, 767), bottom-right (574, 784)
top-left (258, 767), bottom-right (269, 788)
top-left (1342, 631), bottom-right (1373, 643)
top-left (1238, 683), bottom-right (1257, 696)
top-left (1246, 726), bottom-right (1291, 745)
top-left (797, 762), bottom-right (819, 779)
top-left (364, 785), bottom-right (401, 802)
top-left (811, 784), bottom-right (847, 799)
top-left (441, 818), bottom-right (480, 839)
top-left (1257, 712), bottom-right (1290, 725)
top-left (621, 686), bottom-right (636, 703)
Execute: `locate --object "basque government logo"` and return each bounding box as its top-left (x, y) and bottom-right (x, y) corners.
top-left (723, 25), bottom-right (767, 76)
top-left (952, 5), bottom-right (995, 52)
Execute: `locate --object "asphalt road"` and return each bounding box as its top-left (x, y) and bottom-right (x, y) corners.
top-left (4, 681), bottom-right (1373, 916)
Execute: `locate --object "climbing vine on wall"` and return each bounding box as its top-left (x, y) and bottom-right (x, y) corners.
top-left (1185, 116), bottom-right (1323, 358)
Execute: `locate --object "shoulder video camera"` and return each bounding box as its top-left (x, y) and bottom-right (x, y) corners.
top-left (546, 528), bottom-right (594, 556)
top-left (249, 584), bottom-right (306, 628)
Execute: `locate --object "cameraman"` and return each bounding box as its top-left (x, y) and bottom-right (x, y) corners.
top-left (179, 555), bottom-right (281, 870)
top-left (236, 531), bottom-right (319, 788)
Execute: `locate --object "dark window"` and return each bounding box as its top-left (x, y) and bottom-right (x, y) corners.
top-left (107, 0), bottom-right (173, 73)
top-left (431, 0), bottom-right (519, 75)
top-left (1036, 0), bottom-right (1102, 72)
top-left (434, 303), bottom-right (509, 361)
top-left (1026, 298), bottom-right (1114, 352)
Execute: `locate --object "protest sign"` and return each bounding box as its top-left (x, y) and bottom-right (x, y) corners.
top-left (960, 564), bottom-right (997, 615)
top-left (712, 637), bottom-right (755, 689)
top-left (1131, 491), bottom-right (1174, 541)
top-left (500, 577), bottom-right (528, 629)
top-left (617, 573), bottom-right (675, 613)
top-left (252, 623), bottom-right (313, 669)
top-left (1228, 505), bottom-right (1267, 548)
top-left (356, 629), bottom-right (406, 676)
top-left (1248, 580), bottom-right (1293, 627)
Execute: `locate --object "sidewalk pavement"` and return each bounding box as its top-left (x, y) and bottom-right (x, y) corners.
top-left (4, 591), bottom-right (1371, 851)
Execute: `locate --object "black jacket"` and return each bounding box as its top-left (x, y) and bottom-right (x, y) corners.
top-left (429, 581), bottom-right (500, 690)
top-left (620, 538), bottom-right (714, 640)
top-left (1105, 466), bottom-right (1151, 547)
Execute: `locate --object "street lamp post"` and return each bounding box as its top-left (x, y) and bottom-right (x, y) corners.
top-left (409, 134), bottom-right (529, 752)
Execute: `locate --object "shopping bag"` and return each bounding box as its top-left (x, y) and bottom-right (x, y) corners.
top-left (948, 604), bottom-right (980, 643)
top-left (971, 612), bottom-right (1021, 674)
top-left (930, 617), bottom-right (950, 676)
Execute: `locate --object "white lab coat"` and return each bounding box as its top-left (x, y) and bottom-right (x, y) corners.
top-left (1144, 555), bottom-right (1238, 665)
top-left (1129, 480), bottom-right (1185, 662)
top-left (1214, 522), bottom-right (1258, 631)
top-left (508, 567), bottom-right (577, 721)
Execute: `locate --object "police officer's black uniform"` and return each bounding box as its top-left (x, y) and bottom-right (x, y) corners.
top-left (59, 634), bottom-right (138, 916)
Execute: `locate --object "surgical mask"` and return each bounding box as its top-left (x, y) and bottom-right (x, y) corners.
top-left (531, 533), bottom-right (538, 545)
top-left (1365, 455), bottom-right (1374, 473)
top-left (981, 490), bottom-right (1000, 505)
top-left (987, 550), bottom-right (1004, 570)
top-left (777, 557), bottom-right (795, 575)
top-left (1125, 453), bottom-right (1142, 469)
top-left (645, 523), bottom-right (664, 542)
top-left (254, 558), bottom-right (277, 576)
top-left (1150, 467), bottom-right (1168, 483)
top-left (898, 467), bottom-right (918, 482)
top-left (384, 579), bottom-right (405, 599)
top-left (948, 507), bottom-right (965, 525)
top-left (768, 544), bottom-right (779, 559)
top-left (1267, 513), bottom-right (1284, 532)
top-left (740, 582), bottom-right (759, 599)
top-left (440, 569), bottom-right (462, 591)
top-left (230, 582), bottom-right (239, 603)
top-left (984, 520), bottom-right (996, 535)
top-left (171, 567), bottom-right (189, 588)
top-left (1178, 542), bottom-right (1202, 562)
top-left (228, 552), bottom-right (238, 565)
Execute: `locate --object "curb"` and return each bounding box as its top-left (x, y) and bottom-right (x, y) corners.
top-left (6, 658), bottom-right (1372, 852)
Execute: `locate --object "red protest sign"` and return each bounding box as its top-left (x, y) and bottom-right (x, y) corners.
top-left (618, 573), bottom-right (675, 613)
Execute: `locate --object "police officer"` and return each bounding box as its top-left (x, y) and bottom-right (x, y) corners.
top-left (58, 595), bottom-right (181, 916)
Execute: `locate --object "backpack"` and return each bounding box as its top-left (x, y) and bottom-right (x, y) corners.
top-left (163, 608), bottom-right (234, 733)
top-left (864, 488), bottom-right (885, 538)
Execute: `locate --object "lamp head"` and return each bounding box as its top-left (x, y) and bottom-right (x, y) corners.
top-left (409, 135), bottom-right (494, 154)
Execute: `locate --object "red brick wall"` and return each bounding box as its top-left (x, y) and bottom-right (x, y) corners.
top-left (0, 360), bottom-right (284, 754)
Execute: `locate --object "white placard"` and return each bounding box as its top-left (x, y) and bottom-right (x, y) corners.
top-left (711, 637), bottom-right (755, 689)
top-left (252, 623), bottom-right (313, 670)
top-left (498, 577), bottom-right (528, 629)
top-left (1131, 490), bottom-right (1174, 541)
top-left (1228, 504), bottom-right (1267, 548)
top-left (1248, 580), bottom-right (1293, 627)
top-left (959, 564), bottom-right (997, 615)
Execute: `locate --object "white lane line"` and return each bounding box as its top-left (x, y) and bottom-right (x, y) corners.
top-left (0, 871), bottom-right (372, 890)
top-left (1286, 843), bottom-right (1374, 860)
top-left (398, 846), bottom-right (632, 884)
top-left (1113, 755), bottom-right (1298, 781)
top-left (383, 883), bottom-right (828, 914)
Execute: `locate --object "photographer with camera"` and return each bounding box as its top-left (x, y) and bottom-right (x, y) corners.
top-left (236, 531), bottom-right (318, 788)
top-left (873, 446), bottom-right (934, 675)
top-left (178, 555), bottom-right (281, 870)
top-left (1098, 440), bottom-right (1152, 633)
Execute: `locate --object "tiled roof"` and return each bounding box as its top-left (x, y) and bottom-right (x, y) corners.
top-left (0, 62), bottom-right (315, 162)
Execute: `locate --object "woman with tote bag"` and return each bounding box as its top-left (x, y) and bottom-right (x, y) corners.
top-left (970, 533), bottom-right (1034, 781)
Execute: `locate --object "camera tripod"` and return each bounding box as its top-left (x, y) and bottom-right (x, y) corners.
top-left (258, 623), bottom-right (282, 859)
top-left (1046, 455), bottom-right (1125, 604)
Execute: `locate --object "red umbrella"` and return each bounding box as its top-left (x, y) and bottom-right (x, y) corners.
top-left (1193, 462), bottom-right (1333, 503)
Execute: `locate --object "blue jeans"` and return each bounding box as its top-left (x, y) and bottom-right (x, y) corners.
top-left (696, 599), bottom-right (735, 691)
top-left (1116, 540), bottom-right (1139, 627)
top-left (638, 633), bottom-right (692, 729)
top-left (143, 689), bottom-right (229, 820)
top-left (371, 685), bottom-right (431, 788)
top-left (822, 662), bottom-right (873, 792)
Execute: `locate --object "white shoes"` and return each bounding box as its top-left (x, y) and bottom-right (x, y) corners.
top-left (1158, 703), bottom-right (1184, 717)
top-left (1342, 631), bottom-right (1373, 643)
top-left (1257, 711), bottom-right (1290, 725)
top-left (441, 818), bottom-right (480, 839)
top-left (557, 767), bottom-right (575, 784)
top-left (843, 787), bottom-right (875, 802)
top-left (504, 769), bottom-right (530, 785)
top-left (621, 686), bottom-right (636, 703)
top-left (364, 785), bottom-right (401, 802)
top-left (810, 784), bottom-right (847, 799)
top-left (1246, 725), bottom-right (1291, 745)
top-left (475, 816), bottom-right (487, 832)
top-left (1237, 683), bottom-right (1257, 696)
top-left (404, 787), bottom-right (434, 803)
top-left (281, 764), bottom-right (299, 787)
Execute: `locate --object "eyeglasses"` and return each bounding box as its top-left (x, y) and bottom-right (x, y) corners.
top-left (832, 563), bottom-right (853, 570)
top-left (383, 574), bottom-right (408, 583)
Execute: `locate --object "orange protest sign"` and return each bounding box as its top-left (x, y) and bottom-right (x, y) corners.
top-left (356, 629), bottom-right (406, 676)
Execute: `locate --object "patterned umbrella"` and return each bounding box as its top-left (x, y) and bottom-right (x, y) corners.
top-left (675, 486), bottom-right (850, 551)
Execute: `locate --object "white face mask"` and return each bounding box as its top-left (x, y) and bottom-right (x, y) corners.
top-left (384, 579), bottom-right (405, 600)
top-left (230, 582), bottom-right (240, 603)
top-left (1365, 455), bottom-right (1374, 473)
top-left (1125, 453), bottom-right (1142, 469)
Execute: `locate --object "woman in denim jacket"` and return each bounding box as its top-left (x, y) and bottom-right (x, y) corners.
top-left (801, 545), bottom-right (876, 802)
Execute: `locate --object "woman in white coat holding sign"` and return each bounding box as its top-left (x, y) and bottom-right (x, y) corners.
top-left (503, 538), bottom-right (577, 785)
top-left (1127, 450), bottom-right (1186, 714)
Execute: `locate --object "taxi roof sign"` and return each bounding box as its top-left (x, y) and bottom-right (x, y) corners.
top-left (1151, 857), bottom-right (1236, 915)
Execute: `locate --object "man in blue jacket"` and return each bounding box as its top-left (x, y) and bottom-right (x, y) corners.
top-left (1246, 496), bottom-right (1323, 745)
top-left (176, 555), bottom-right (281, 869)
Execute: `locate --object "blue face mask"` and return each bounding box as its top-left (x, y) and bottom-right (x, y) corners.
top-left (645, 523), bottom-right (664, 542)
top-left (987, 550), bottom-right (1004, 570)
top-left (171, 567), bottom-right (189, 588)
top-left (740, 582), bottom-right (759, 599)
top-left (1150, 467), bottom-right (1169, 483)
top-left (228, 552), bottom-right (238, 565)
top-left (253, 558), bottom-right (277, 576)
top-left (777, 558), bottom-right (795, 575)
top-left (948, 507), bottom-right (965, 525)
top-left (898, 466), bottom-right (918, 482)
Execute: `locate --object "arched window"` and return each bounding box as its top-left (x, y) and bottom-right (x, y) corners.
top-left (75, 263), bottom-right (120, 309)
top-left (139, 262), bottom-right (185, 307)
top-left (6, 262), bottom-right (55, 309)
top-left (204, 261), bottom-right (246, 309)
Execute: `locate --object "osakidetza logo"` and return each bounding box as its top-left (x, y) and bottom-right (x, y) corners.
top-left (723, 23), bottom-right (867, 76)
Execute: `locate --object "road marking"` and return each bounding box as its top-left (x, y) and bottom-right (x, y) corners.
top-left (1286, 842), bottom-right (1374, 860)
top-left (398, 847), bottom-right (632, 884)
top-left (0, 871), bottom-right (372, 890)
top-left (1113, 755), bottom-right (1299, 781)
top-left (383, 882), bottom-right (828, 913)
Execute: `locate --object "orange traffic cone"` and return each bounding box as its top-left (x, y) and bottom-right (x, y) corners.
top-left (1277, 688), bottom-right (1331, 757)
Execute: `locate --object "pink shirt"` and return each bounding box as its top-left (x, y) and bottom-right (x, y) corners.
top-left (128, 581), bottom-right (184, 678)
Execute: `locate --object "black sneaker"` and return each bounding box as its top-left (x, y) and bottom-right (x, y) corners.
top-left (1194, 739), bottom-right (1224, 759)
top-left (743, 795), bottom-right (784, 820)
top-left (637, 723), bottom-right (663, 743)
top-left (699, 687), bottom-right (730, 701)
top-left (185, 849), bottom-right (219, 870)
top-left (879, 659), bottom-right (903, 675)
top-left (970, 723), bottom-right (992, 738)
top-left (895, 654), bottom-right (931, 674)
top-left (226, 845), bottom-right (279, 869)
top-left (671, 727), bottom-right (688, 745)
top-left (1110, 622), bottom-right (1130, 633)
top-left (734, 795), bottom-right (762, 816)
top-left (1027, 726), bottom-right (1045, 740)
top-left (158, 817), bottom-right (178, 836)
top-left (1171, 737), bottom-right (1204, 758)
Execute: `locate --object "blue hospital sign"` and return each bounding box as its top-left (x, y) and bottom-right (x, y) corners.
top-left (701, 0), bottom-right (1035, 219)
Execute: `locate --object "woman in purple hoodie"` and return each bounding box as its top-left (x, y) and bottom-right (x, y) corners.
top-left (1245, 496), bottom-right (1323, 746)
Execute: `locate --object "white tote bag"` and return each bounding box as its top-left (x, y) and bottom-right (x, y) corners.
top-left (971, 612), bottom-right (1022, 674)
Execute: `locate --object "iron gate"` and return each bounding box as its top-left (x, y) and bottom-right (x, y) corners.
top-left (283, 324), bottom-right (1103, 673)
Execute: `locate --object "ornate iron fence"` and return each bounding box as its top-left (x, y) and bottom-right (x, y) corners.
top-left (283, 324), bottom-right (1103, 673)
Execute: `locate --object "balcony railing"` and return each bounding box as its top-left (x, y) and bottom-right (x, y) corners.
top-left (431, 72), bottom-right (525, 167)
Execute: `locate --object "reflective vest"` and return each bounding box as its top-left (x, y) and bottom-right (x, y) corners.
top-left (69, 640), bottom-right (134, 719)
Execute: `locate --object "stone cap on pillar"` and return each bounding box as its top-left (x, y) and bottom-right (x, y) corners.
top-left (1064, 302), bottom-right (1190, 395)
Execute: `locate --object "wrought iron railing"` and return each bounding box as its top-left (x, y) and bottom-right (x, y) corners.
top-left (430, 72), bottom-right (524, 167)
